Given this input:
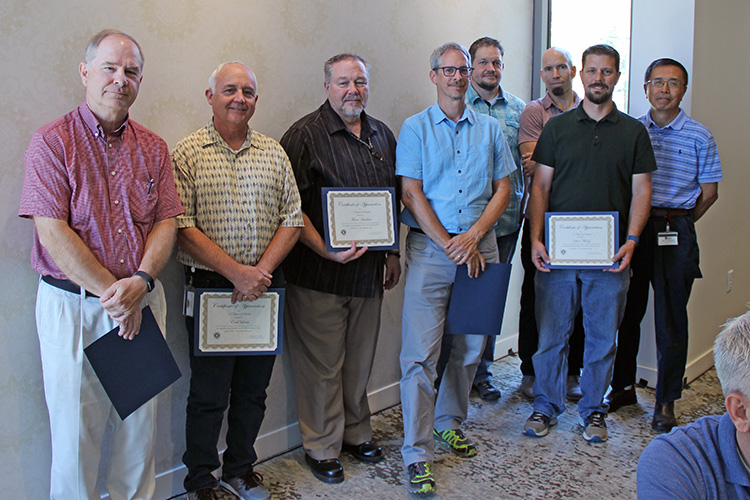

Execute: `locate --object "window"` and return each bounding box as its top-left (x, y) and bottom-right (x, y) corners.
top-left (547, 0), bottom-right (632, 110)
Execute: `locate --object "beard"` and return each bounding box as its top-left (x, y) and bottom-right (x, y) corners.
top-left (476, 78), bottom-right (499, 92)
top-left (585, 85), bottom-right (612, 104)
top-left (551, 85), bottom-right (566, 96)
top-left (340, 97), bottom-right (366, 116)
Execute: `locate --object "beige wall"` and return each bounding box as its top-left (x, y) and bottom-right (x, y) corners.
top-left (0, 1), bottom-right (533, 498)
top-left (688, 0), bottom-right (750, 373)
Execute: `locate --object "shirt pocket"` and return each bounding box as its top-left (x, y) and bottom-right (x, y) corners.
top-left (127, 176), bottom-right (158, 224)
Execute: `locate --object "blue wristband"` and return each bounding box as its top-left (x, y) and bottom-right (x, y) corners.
top-left (627, 235), bottom-right (640, 245)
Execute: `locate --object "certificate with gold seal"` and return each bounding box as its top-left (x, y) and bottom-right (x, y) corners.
top-left (193, 288), bottom-right (284, 355)
top-left (321, 187), bottom-right (398, 251)
top-left (545, 212), bottom-right (619, 269)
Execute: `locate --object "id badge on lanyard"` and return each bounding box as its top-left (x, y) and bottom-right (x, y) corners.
top-left (657, 215), bottom-right (679, 246)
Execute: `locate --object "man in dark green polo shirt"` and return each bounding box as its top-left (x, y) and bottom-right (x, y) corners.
top-left (522, 44), bottom-right (656, 443)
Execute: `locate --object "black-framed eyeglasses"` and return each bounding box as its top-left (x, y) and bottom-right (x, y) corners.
top-left (647, 79), bottom-right (685, 89)
top-left (434, 66), bottom-right (473, 77)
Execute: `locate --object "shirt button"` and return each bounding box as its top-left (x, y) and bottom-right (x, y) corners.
top-left (458, 209), bottom-right (462, 213)
top-left (458, 170), bottom-right (462, 174)
top-left (118, 229), bottom-right (123, 234)
top-left (109, 143), bottom-right (113, 148)
top-left (111, 171), bottom-right (116, 176)
top-left (459, 189), bottom-right (462, 193)
top-left (457, 150), bottom-right (461, 154)
top-left (114, 200), bottom-right (120, 205)
top-left (119, 259), bottom-right (125, 264)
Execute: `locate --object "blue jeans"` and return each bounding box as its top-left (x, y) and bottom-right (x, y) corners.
top-left (533, 269), bottom-right (629, 420)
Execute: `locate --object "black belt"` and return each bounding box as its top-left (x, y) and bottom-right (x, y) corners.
top-left (651, 207), bottom-right (691, 217)
top-left (42, 275), bottom-right (98, 298)
top-left (410, 227), bottom-right (459, 238)
top-left (186, 267), bottom-right (234, 289)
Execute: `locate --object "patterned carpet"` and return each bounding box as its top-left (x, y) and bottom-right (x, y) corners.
top-left (172, 355), bottom-right (725, 500)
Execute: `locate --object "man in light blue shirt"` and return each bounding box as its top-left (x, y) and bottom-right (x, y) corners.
top-left (396, 42), bottom-right (514, 495)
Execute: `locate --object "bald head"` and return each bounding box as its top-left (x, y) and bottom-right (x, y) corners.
top-left (541, 47), bottom-right (576, 96)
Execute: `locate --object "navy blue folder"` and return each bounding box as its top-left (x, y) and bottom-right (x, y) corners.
top-left (84, 306), bottom-right (181, 420)
top-left (445, 263), bottom-right (512, 335)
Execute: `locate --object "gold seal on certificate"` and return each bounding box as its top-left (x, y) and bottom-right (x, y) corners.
top-left (545, 212), bottom-right (619, 269)
top-left (195, 289), bottom-right (283, 355)
top-left (321, 187), bottom-right (398, 251)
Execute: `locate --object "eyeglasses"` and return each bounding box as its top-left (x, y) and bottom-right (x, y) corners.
top-left (648, 79), bottom-right (685, 89)
top-left (434, 66), bottom-right (473, 77)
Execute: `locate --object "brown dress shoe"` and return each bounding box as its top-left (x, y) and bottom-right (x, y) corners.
top-left (652, 401), bottom-right (677, 433)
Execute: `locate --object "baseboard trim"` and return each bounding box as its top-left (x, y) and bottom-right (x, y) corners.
top-left (147, 380), bottom-right (403, 499)
top-left (635, 347), bottom-right (714, 390)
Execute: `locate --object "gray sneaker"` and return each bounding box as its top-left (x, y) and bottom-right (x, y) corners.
top-left (523, 411), bottom-right (557, 437)
top-left (225, 471), bottom-right (270, 500)
top-left (566, 375), bottom-right (583, 401)
top-left (581, 412), bottom-right (608, 442)
top-left (520, 375), bottom-right (535, 400)
top-left (188, 486), bottom-right (238, 500)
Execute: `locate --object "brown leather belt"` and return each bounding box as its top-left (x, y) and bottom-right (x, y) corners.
top-left (650, 207), bottom-right (691, 217)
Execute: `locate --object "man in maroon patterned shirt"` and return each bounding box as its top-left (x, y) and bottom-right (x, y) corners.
top-left (18, 29), bottom-right (183, 500)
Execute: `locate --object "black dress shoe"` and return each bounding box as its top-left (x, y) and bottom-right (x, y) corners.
top-left (652, 401), bottom-right (677, 433)
top-left (342, 441), bottom-right (384, 463)
top-left (304, 454), bottom-right (344, 484)
top-left (605, 386), bottom-right (638, 413)
top-left (473, 380), bottom-right (502, 401)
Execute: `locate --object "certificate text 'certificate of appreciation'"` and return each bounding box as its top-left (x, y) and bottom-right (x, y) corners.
top-left (322, 187), bottom-right (398, 251)
top-left (194, 288), bottom-right (284, 355)
top-left (545, 212), bottom-right (619, 269)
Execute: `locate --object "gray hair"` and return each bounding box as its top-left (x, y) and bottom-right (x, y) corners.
top-left (208, 61), bottom-right (255, 93)
top-left (84, 29), bottom-right (144, 68)
top-left (324, 53), bottom-right (370, 84)
top-left (430, 42), bottom-right (470, 70)
top-left (714, 311), bottom-right (750, 398)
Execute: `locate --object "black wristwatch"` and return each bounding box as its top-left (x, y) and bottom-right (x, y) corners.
top-left (134, 270), bottom-right (154, 292)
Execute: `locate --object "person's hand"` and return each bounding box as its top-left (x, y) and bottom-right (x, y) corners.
top-left (531, 239), bottom-right (551, 272)
top-left (100, 277), bottom-right (148, 339)
top-left (607, 240), bottom-right (636, 273)
top-left (383, 254), bottom-right (401, 290)
top-left (465, 251), bottom-right (486, 278)
top-left (230, 265), bottom-right (272, 303)
top-left (328, 242), bottom-right (368, 264)
top-left (444, 232), bottom-right (480, 265)
top-left (521, 152), bottom-right (537, 177)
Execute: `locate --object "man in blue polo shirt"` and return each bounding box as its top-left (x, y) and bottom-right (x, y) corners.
top-left (637, 311), bottom-right (750, 499)
top-left (523, 44), bottom-right (655, 443)
top-left (396, 42), bottom-right (514, 494)
top-left (607, 58), bottom-right (722, 433)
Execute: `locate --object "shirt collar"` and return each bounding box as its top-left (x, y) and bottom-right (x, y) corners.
top-left (575, 101), bottom-right (620, 124)
top-left (466, 83), bottom-right (505, 107)
top-left (541, 91), bottom-right (582, 112)
top-left (202, 119), bottom-right (259, 152)
top-left (720, 413), bottom-right (750, 487)
top-left (318, 100), bottom-right (375, 141)
top-left (429, 101), bottom-right (475, 126)
top-left (79, 101), bottom-right (128, 139)
top-left (645, 108), bottom-right (687, 131)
